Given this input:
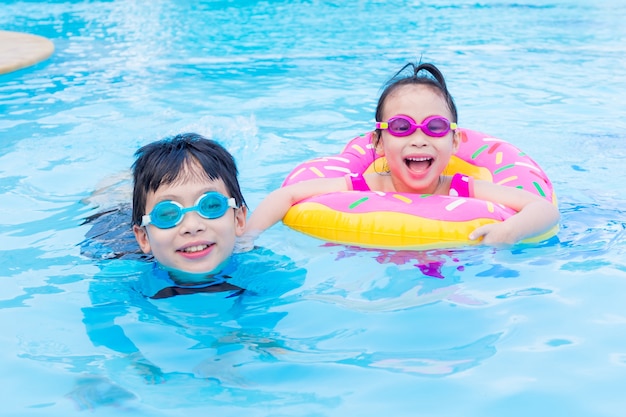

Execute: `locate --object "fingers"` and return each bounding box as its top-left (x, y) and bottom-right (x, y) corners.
top-left (469, 224), bottom-right (516, 247)
top-left (234, 231), bottom-right (259, 253)
top-left (469, 225), bottom-right (489, 242)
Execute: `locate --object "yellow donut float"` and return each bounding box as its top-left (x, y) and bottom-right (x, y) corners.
top-left (281, 129), bottom-right (559, 250)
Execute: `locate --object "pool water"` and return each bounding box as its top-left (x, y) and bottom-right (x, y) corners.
top-left (2, 1), bottom-right (626, 416)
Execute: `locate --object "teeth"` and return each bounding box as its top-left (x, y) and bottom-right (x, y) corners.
top-left (407, 157), bottom-right (432, 161)
top-left (183, 245), bottom-right (209, 253)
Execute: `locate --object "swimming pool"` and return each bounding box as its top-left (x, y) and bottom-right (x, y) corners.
top-left (1, 0), bottom-right (626, 416)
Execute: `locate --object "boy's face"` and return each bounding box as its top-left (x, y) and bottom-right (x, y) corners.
top-left (133, 166), bottom-right (246, 281)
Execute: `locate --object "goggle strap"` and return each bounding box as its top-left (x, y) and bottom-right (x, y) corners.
top-left (376, 122), bottom-right (388, 129)
top-left (140, 214), bottom-right (151, 227)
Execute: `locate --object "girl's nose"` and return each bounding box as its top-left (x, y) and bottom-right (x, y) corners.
top-left (408, 129), bottom-right (429, 146)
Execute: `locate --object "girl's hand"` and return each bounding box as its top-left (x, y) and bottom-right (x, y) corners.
top-left (469, 222), bottom-right (519, 248)
top-left (471, 181), bottom-right (560, 247)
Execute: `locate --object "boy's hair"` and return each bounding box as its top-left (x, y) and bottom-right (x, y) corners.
top-left (131, 133), bottom-right (246, 226)
top-left (374, 62), bottom-right (458, 125)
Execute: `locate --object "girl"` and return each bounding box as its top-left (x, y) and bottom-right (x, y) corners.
top-left (245, 63), bottom-right (560, 247)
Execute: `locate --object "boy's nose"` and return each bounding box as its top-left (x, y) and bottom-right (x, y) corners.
top-left (178, 211), bottom-right (207, 234)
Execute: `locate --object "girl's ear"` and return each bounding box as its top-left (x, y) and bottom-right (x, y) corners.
top-left (452, 129), bottom-right (461, 154)
top-left (133, 225), bottom-right (152, 254)
top-left (373, 131), bottom-right (385, 156)
top-left (234, 206), bottom-right (248, 237)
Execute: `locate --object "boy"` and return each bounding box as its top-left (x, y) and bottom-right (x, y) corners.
top-left (131, 133), bottom-right (248, 287)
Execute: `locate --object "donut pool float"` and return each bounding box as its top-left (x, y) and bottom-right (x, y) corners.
top-left (281, 129), bottom-right (559, 250)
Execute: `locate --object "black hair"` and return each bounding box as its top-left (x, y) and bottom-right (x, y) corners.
top-left (131, 133), bottom-right (246, 226)
top-left (374, 62), bottom-right (458, 142)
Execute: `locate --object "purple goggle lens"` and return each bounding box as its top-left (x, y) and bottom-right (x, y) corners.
top-left (376, 115), bottom-right (457, 137)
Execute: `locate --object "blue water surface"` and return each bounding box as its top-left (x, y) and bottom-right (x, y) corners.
top-left (1, 1), bottom-right (626, 416)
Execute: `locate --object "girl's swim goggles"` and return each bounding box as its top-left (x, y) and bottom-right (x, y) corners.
top-left (376, 115), bottom-right (457, 137)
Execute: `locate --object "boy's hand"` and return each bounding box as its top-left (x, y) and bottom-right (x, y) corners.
top-left (234, 231), bottom-right (260, 253)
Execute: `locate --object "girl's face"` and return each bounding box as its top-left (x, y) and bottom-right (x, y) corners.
top-left (375, 84), bottom-right (459, 194)
top-left (133, 163), bottom-right (247, 282)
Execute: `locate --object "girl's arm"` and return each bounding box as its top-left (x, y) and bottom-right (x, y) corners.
top-left (245, 176), bottom-right (349, 235)
top-left (469, 180), bottom-right (560, 246)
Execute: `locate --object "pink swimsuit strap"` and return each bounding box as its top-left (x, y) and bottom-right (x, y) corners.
top-left (449, 173), bottom-right (474, 198)
top-left (346, 173), bottom-right (370, 191)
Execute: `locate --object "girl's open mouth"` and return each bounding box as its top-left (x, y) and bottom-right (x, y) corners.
top-left (405, 156), bottom-right (433, 171)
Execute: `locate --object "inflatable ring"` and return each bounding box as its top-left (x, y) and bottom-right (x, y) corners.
top-left (281, 129), bottom-right (559, 250)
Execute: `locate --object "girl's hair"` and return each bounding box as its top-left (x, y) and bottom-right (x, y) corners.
top-left (131, 133), bottom-right (246, 226)
top-left (373, 62), bottom-right (458, 143)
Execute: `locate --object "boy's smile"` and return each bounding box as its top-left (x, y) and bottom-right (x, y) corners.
top-left (179, 242), bottom-right (214, 257)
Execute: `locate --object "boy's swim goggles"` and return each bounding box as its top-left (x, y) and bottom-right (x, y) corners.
top-left (141, 191), bottom-right (237, 229)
